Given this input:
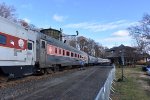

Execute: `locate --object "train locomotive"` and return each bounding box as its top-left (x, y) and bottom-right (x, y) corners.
top-left (0, 16), bottom-right (110, 78)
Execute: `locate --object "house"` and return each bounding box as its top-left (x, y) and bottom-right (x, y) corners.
top-left (137, 53), bottom-right (150, 65)
top-left (107, 44), bottom-right (139, 66)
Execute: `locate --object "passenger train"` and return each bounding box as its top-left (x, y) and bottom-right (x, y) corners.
top-left (0, 16), bottom-right (110, 78)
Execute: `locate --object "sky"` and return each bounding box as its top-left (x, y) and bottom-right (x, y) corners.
top-left (1, 0), bottom-right (150, 48)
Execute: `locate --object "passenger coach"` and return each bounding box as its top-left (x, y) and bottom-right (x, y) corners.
top-left (0, 16), bottom-right (88, 78)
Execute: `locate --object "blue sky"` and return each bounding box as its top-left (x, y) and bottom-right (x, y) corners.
top-left (1, 0), bottom-right (150, 48)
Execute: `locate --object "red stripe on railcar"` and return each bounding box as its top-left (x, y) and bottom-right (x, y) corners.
top-left (47, 44), bottom-right (55, 55)
top-left (0, 32), bottom-right (27, 50)
top-left (47, 44), bottom-right (83, 60)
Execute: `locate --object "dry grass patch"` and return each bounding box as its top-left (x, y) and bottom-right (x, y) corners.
top-left (111, 66), bottom-right (150, 100)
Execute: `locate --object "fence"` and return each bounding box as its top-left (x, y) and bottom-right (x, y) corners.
top-left (95, 64), bottom-right (116, 100)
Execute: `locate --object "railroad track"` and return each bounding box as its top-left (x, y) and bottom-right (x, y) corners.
top-left (0, 66), bottom-right (88, 99)
top-left (0, 66), bottom-right (83, 87)
top-left (0, 75), bottom-right (9, 89)
top-left (0, 75), bottom-right (8, 83)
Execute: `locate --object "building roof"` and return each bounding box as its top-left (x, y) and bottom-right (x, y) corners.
top-left (109, 44), bottom-right (136, 52)
top-left (107, 44), bottom-right (137, 58)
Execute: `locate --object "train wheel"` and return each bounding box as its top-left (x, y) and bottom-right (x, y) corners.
top-left (41, 69), bottom-right (46, 75)
top-left (68, 65), bottom-right (73, 69)
top-left (46, 68), bottom-right (53, 74)
top-left (53, 65), bottom-right (60, 73)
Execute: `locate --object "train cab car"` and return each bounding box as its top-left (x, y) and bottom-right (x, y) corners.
top-left (36, 32), bottom-right (88, 71)
top-left (0, 16), bottom-right (37, 78)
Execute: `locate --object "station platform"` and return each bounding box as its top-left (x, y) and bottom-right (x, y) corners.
top-left (17, 66), bottom-right (114, 100)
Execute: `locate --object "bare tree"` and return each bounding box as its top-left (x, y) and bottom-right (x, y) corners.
top-left (77, 36), bottom-right (88, 51)
top-left (93, 43), bottom-right (100, 57)
top-left (66, 35), bottom-right (109, 58)
top-left (128, 13), bottom-right (150, 53)
top-left (101, 47), bottom-right (110, 58)
top-left (0, 2), bottom-right (16, 21)
top-left (18, 19), bottom-right (29, 27)
top-left (86, 39), bottom-right (96, 56)
top-left (68, 36), bottom-right (77, 48)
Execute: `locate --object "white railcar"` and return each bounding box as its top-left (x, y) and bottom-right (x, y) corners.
top-left (0, 16), bottom-right (37, 77)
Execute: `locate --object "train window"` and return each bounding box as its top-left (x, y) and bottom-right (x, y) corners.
top-left (55, 48), bottom-right (57, 54)
top-left (28, 42), bottom-right (32, 50)
top-left (75, 53), bottom-right (77, 57)
top-left (41, 41), bottom-right (45, 48)
top-left (80, 55), bottom-right (82, 58)
top-left (78, 54), bottom-right (79, 58)
top-left (71, 52), bottom-right (74, 57)
top-left (36, 40), bottom-right (39, 44)
top-left (66, 51), bottom-right (70, 56)
top-left (0, 34), bottom-right (6, 45)
top-left (63, 50), bottom-right (65, 55)
top-left (59, 49), bottom-right (61, 54)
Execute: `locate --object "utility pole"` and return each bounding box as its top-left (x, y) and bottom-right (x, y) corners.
top-left (61, 31), bottom-right (79, 37)
top-left (121, 49), bottom-right (124, 81)
top-left (120, 49), bottom-right (126, 81)
top-left (61, 31), bottom-right (79, 43)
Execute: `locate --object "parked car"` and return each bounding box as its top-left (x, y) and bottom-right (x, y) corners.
top-left (142, 65), bottom-right (150, 71)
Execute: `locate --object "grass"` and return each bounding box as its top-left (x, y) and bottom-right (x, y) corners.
top-left (111, 66), bottom-right (150, 100)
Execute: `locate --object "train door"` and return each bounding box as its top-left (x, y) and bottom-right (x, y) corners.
top-left (27, 40), bottom-right (34, 65)
top-left (40, 39), bottom-right (47, 68)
